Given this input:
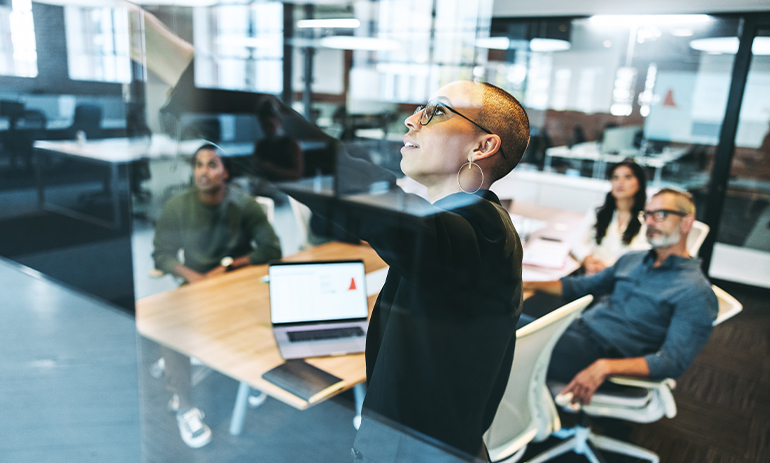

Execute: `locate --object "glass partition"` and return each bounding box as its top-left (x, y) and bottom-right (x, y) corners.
top-left (2, 2), bottom-right (767, 461)
top-left (709, 27), bottom-right (770, 288)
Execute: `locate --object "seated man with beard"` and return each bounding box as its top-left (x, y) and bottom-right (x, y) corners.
top-left (524, 188), bottom-right (718, 404)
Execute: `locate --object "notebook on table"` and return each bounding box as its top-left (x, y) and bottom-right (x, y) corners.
top-left (269, 260), bottom-right (369, 360)
top-left (262, 360), bottom-right (344, 404)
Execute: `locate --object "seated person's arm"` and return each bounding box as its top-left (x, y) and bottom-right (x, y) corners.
top-left (522, 280), bottom-right (563, 296)
top-left (524, 262), bottom-right (617, 299)
top-left (153, 203), bottom-right (206, 284)
top-left (582, 255), bottom-right (607, 276)
top-left (571, 206), bottom-right (607, 276)
top-left (561, 357), bottom-right (650, 405)
top-left (642, 288), bottom-right (717, 380)
top-left (172, 263), bottom-right (206, 284)
top-left (562, 282), bottom-right (718, 405)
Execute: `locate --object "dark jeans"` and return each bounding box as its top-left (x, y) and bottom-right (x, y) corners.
top-left (518, 314), bottom-right (624, 384)
top-left (546, 319), bottom-right (624, 383)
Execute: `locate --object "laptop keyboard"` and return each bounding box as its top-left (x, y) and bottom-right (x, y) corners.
top-left (287, 327), bottom-right (365, 343)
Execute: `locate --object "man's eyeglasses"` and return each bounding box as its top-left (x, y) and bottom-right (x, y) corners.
top-left (642, 209), bottom-right (687, 222)
top-left (413, 100), bottom-right (506, 159)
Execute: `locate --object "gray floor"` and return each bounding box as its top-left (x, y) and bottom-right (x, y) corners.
top-left (0, 258), bottom-right (140, 463)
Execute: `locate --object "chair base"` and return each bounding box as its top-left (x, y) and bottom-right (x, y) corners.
top-left (528, 425), bottom-right (659, 463)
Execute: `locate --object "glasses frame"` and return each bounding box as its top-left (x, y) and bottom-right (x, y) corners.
top-left (642, 209), bottom-right (687, 222)
top-left (414, 100), bottom-right (506, 159)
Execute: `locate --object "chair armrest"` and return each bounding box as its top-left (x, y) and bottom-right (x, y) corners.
top-left (608, 376), bottom-right (677, 418)
top-left (607, 376), bottom-right (675, 390)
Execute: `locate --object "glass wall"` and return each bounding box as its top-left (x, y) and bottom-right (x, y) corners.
top-left (1, 2), bottom-right (768, 462)
top-left (709, 27), bottom-right (770, 288)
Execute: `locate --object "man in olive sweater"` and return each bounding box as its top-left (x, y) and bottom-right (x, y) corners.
top-left (152, 144), bottom-right (281, 448)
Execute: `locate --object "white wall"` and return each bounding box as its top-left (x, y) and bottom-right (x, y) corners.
top-left (492, 0), bottom-right (769, 17)
top-left (491, 169), bottom-right (611, 212)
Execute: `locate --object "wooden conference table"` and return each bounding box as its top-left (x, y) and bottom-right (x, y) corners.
top-left (136, 241), bottom-right (387, 434)
top-left (136, 204), bottom-right (583, 435)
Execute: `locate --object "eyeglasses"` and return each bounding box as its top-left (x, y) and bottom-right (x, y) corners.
top-left (413, 100), bottom-right (506, 159)
top-left (642, 209), bottom-right (687, 222)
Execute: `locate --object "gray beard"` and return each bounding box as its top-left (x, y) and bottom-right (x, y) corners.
top-left (647, 229), bottom-right (681, 248)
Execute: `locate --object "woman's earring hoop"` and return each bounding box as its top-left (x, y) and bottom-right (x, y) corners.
top-left (457, 161), bottom-right (484, 194)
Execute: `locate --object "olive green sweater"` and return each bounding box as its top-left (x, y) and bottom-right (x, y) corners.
top-left (153, 187), bottom-right (281, 275)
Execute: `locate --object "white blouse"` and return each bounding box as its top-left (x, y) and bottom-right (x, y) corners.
top-left (572, 206), bottom-right (650, 266)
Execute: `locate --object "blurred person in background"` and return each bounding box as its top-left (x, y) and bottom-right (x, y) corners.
top-left (572, 159), bottom-right (650, 276)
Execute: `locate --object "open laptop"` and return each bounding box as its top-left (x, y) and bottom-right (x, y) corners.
top-left (269, 260), bottom-right (369, 359)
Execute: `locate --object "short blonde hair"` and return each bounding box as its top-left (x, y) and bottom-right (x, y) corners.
top-left (653, 188), bottom-right (695, 215)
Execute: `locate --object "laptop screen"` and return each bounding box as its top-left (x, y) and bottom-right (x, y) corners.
top-left (269, 261), bottom-right (369, 324)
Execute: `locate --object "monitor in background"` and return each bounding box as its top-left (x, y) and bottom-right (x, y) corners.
top-left (600, 126), bottom-right (642, 154)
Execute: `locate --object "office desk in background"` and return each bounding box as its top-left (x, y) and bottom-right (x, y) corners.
top-left (136, 241), bottom-right (387, 434)
top-left (545, 142), bottom-right (688, 185)
top-left (508, 202), bottom-right (584, 285)
top-left (33, 136), bottom-right (257, 229)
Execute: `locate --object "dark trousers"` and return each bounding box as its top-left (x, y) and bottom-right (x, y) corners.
top-left (546, 319), bottom-right (624, 383)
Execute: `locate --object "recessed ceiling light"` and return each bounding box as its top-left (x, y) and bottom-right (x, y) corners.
top-left (530, 38), bottom-right (571, 52)
top-left (475, 37), bottom-right (570, 52)
top-left (319, 36), bottom-right (400, 51)
top-left (475, 37), bottom-right (510, 50)
top-left (590, 15), bottom-right (711, 27)
top-left (216, 36), bottom-right (274, 48)
top-left (690, 37), bottom-right (770, 55)
top-left (297, 19), bottom-right (360, 29)
top-left (671, 29), bottom-right (694, 37)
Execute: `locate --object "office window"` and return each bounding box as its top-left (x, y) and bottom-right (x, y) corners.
top-left (193, 2), bottom-right (283, 94)
top-left (349, 0), bottom-right (494, 104)
top-left (64, 5), bottom-right (132, 83)
top-left (0, 0), bottom-right (38, 78)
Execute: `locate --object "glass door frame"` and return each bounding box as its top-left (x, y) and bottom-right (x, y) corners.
top-left (700, 12), bottom-right (770, 277)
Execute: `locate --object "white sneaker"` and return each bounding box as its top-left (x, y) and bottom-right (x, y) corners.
top-left (168, 393), bottom-right (180, 413)
top-left (176, 408), bottom-right (212, 449)
top-left (150, 358), bottom-right (165, 378)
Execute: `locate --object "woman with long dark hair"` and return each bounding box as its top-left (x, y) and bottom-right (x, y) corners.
top-left (573, 159), bottom-right (650, 275)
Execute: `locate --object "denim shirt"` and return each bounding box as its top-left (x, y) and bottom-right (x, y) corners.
top-left (561, 250), bottom-right (718, 379)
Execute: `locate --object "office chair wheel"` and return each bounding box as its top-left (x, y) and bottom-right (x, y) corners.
top-left (150, 358), bottom-right (165, 378)
top-left (248, 391), bottom-right (267, 408)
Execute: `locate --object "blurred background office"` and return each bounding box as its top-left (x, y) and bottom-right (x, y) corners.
top-left (1, 1), bottom-right (769, 462)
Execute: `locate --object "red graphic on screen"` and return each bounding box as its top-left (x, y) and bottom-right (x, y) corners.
top-left (348, 278), bottom-right (357, 290)
top-left (663, 89), bottom-right (677, 108)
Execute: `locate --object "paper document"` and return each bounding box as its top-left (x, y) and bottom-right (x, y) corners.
top-left (522, 238), bottom-right (570, 269)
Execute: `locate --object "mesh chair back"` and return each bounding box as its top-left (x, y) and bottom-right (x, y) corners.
top-left (67, 104), bottom-right (104, 139)
top-left (485, 295), bottom-right (593, 460)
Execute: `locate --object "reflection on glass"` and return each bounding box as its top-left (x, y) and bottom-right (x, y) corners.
top-left (709, 32), bottom-right (770, 288)
top-left (193, 2), bottom-right (283, 93)
top-left (0, 0), bottom-right (37, 78)
top-left (64, 5), bottom-right (132, 83)
top-left (349, 0), bottom-right (493, 104)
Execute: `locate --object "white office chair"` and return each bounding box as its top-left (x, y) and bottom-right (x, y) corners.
top-left (484, 295), bottom-right (594, 463)
top-left (686, 220), bottom-right (709, 256)
top-left (531, 285), bottom-right (743, 463)
top-left (255, 196), bottom-right (275, 224)
top-left (288, 196), bottom-right (313, 250)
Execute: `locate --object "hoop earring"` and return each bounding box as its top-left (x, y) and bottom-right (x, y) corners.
top-left (457, 161), bottom-right (484, 194)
